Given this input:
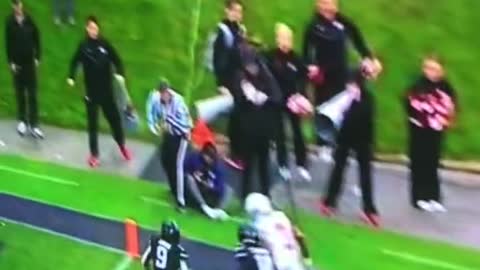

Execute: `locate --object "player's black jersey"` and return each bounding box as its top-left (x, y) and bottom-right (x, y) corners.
top-left (142, 235), bottom-right (188, 270)
top-left (235, 244), bottom-right (275, 270)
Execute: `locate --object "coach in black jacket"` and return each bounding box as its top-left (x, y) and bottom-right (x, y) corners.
top-left (303, 0), bottom-right (374, 153)
top-left (67, 16), bottom-right (131, 167)
top-left (5, 0), bottom-right (42, 138)
top-left (212, 0), bottom-right (245, 168)
top-left (320, 68), bottom-right (379, 227)
top-left (234, 40), bottom-right (282, 200)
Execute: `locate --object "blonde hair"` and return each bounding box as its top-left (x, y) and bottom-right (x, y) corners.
top-left (275, 22), bottom-right (293, 38)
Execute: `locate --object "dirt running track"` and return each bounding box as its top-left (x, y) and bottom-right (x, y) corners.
top-left (0, 193), bottom-right (234, 270)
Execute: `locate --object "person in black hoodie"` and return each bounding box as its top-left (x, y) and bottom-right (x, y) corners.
top-left (303, 0), bottom-right (377, 161)
top-left (212, 0), bottom-right (245, 170)
top-left (405, 55), bottom-right (457, 213)
top-left (265, 23), bottom-right (311, 182)
top-left (5, 0), bottom-right (43, 138)
top-left (319, 66), bottom-right (380, 227)
top-left (234, 38), bottom-right (282, 200)
top-left (67, 16), bottom-right (132, 167)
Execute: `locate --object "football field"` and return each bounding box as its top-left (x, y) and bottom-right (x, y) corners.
top-left (1, 154), bottom-right (480, 270)
top-left (0, 221), bottom-right (145, 270)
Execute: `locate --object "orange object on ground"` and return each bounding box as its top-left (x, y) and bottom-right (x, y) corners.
top-left (192, 119), bottom-right (215, 149)
top-left (125, 219), bottom-right (140, 258)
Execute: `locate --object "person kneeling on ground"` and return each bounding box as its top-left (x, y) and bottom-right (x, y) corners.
top-left (142, 220), bottom-right (189, 270)
top-left (244, 193), bottom-right (313, 270)
top-left (184, 143), bottom-right (230, 220)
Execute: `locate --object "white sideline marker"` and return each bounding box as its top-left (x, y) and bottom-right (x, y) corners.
top-left (0, 164), bottom-right (79, 187)
top-left (382, 249), bottom-right (475, 270)
top-left (113, 256), bottom-right (133, 270)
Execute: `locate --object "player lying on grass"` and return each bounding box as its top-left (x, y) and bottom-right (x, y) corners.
top-left (142, 220), bottom-right (189, 270)
top-left (183, 143), bottom-right (230, 220)
top-left (235, 224), bottom-right (275, 270)
top-left (244, 193), bottom-right (313, 270)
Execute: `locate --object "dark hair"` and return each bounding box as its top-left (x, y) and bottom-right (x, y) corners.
top-left (86, 15), bottom-right (99, 26)
top-left (225, 0), bottom-right (242, 8)
top-left (201, 143), bottom-right (217, 160)
top-left (11, 0), bottom-right (21, 5)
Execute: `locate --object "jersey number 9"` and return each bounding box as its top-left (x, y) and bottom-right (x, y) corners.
top-left (155, 244), bottom-right (168, 269)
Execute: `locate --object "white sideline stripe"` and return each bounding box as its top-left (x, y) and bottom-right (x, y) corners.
top-left (382, 249), bottom-right (475, 270)
top-left (0, 217), bottom-right (125, 255)
top-left (0, 165), bottom-right (79, 186)
top-left (113, 256), bottom-right (133, 270)
top-left (140, 196), bottom-right (245, 224)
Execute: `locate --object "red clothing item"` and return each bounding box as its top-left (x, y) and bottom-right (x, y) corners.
top-left (191, 119), bottom-right (215, 149)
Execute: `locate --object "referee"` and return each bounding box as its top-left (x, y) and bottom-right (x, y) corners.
top-left (147, 80), bottom-right (193, 211)
top-left (68, 16), bottom-right (131, 167)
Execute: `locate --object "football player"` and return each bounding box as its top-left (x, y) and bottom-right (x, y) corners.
top-left (142, 221), bottom-right (189, 270)
top-left (235, 224), bottom-right (275, 270)
top-left (245, 193), bottom-right (313, 270)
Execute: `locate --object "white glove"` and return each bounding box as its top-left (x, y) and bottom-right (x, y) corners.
top-left (218, 86), bottom-right (231, 95)
top-left (67, 78), bottom-right (75, 87)
top-left (34, 59), bottom-right (40, 67)
top-left (149, 124), bottom-right (160, 136)
top-left (241, 80), bottom-right (257, 101)
top-left (114, 74), bottom-right (125, 84)
top-left (252, 91), bottom-right (268, 105)
top-left (214, 209), bottom-right (229, 221)
top-left (10, 63), bottom-right (18, 73)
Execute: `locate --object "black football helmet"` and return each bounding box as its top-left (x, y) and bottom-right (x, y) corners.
top-left (238, 224), bottom-right (260, 246)
top-left (161, 220), bottom-right (180, 244)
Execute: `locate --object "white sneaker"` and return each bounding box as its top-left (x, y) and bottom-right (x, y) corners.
top-left (416, 200), bottom-right (434, 212)
top-left (17, 122), bottom-right (27, 136)
top-left (430, 200), bottom-right (447, 213)
top-left (279, 167), bottom-right (292, 181)
top-left (297, 166), bottom-right (312, 182)
top-left (213, 209), bottom-right (229, 221)
top-left (31, 127), bottom-right (44, 139)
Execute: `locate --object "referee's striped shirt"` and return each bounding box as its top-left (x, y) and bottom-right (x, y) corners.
top-left (146, 88), bottom-right (193, 137)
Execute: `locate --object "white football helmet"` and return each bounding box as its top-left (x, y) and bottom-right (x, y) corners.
top-left (245, 193), bottom-right (273, 218)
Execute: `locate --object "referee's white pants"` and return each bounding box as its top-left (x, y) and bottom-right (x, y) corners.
top-left (161, 133), bottom-right (189, 206)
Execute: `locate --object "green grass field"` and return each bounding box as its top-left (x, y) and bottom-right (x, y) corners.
top-left (1, 154), bottom-right (480, 270)
top-left (0, 0), bottom-right (479, 158)
top-left (0, 221), bottom-right (144, 270)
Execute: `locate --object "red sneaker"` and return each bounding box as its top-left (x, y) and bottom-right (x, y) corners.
top-left (120, 146), bottom-right (132, 161)
top-left (88, 156), bottom-right (100, 168)
top-left (360, 212), bottom-right (381, 228)
top-left (224, 157), bottom-right (244, 170)
top-left (317, 200), bottom-right (335, 217)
